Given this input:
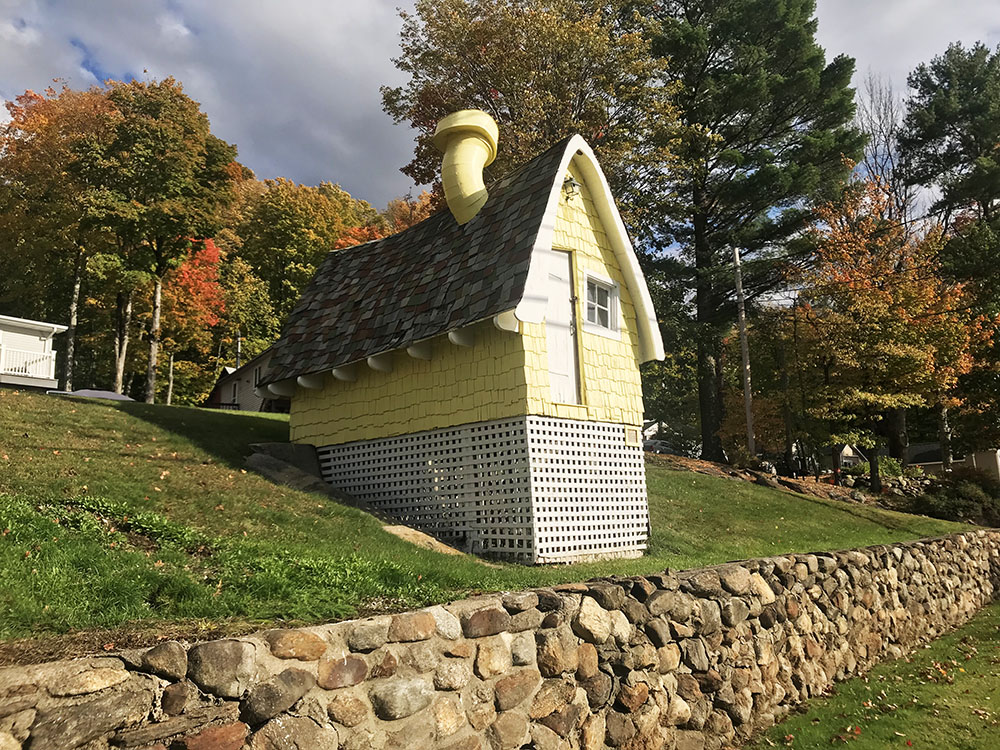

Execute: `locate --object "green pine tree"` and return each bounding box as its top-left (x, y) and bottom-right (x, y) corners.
top-left (648, 0), bottom-right (864, 461)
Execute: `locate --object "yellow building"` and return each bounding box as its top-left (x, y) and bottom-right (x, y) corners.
top-left (259, 111), bottom-right (664, 564)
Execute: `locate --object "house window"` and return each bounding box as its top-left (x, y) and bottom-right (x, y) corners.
top-left (231, 382), bottom-right (238, 404)
top-left (253, 366), bottom-right (261, 386)
top-left (584, 273), bottom-right (620, 338)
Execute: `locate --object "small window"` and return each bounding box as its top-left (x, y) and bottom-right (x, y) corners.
top-left (587, 279), bottom-right (613, 329)
top-left (253, 366), bottom-right (261, 386)
top-left (231, 382), bottom-right (238, 402)
top-left (584, 275), bottom-right (619, 339)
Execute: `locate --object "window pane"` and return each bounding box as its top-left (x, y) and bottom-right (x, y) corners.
top-left (597, 286), bottom-right (609, 308)
top-left (587, 301), bottom-right (598, 324)
top-left (598, 307), bottom-right (609, 328)
top-left (587, 281), bottom-right (597, 303)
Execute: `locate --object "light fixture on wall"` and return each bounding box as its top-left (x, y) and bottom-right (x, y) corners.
top-left (562, 176), bottom-right (581, 200)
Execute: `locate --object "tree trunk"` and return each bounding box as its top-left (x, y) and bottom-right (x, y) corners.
top-left (113, 290), bottom-right (133, 394)
top-left (831, 445), bottom-right (842, 486)
top-left (145, 277), bottom-right (162, 404)
top-left (694, 191), bottom-right (725, 462)
top-left (938, 402), bottom-right (953, 471)
top-left (60, 247), bottom-right (86, 392)
top-left (166, 353), bottom-right (174, 406)
top-left (870, 442), bottom-right (883, 495)
top-left (887, 407), bottom-right (909, 465)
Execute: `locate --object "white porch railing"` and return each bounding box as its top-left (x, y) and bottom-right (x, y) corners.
top-left (0, 346), bottom-right (56, 380)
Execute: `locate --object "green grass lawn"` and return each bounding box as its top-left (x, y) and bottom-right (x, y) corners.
top-left (0, 389), bottom-right (966, 656)
top-left (748, 602), bottom-right (1000, 750)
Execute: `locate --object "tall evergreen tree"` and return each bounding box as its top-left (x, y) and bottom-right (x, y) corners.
top-left (649, 0), bottom-right (863, 460)
top-left (900, 43), bottom-right (1000, 458)
top-left (900, 42), bottom-right (1000, 224)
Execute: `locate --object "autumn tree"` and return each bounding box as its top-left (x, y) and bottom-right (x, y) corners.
top-left (382, 0), bottom-right (680, 231)
top-left (383, 191), bottom-right (437, 234)
top-left (797, 178), bottom-right (980, 489)
top-left (158, 239), bottom-right (227, 403)
top-left (0, 86), bottom-right (117, 389)
top-left (648, 0), bottom-right (864, 461)
top-left (236, 179), bottom-right (376, 319)
top-left (76, 78), bottom-right (237, 401)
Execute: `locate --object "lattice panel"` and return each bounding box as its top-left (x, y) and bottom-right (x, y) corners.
top-left (317, 418), bottom-right (534, 562)
top-left (316, 416), bottom-right (649, 564)
top-left (526, 416), bottom-right (649, 563)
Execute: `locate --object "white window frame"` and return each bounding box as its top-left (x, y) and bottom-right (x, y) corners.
top-left (583, 271), bottom-right (621, 340)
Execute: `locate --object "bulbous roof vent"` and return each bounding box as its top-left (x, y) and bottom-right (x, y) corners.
top-left (432, 110), bottom-right (500, 225)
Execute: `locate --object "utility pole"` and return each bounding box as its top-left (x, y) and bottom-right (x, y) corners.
top-left (235, 329), bottom-right (242, 369)
top-left (733, 246), bottom-right (755, 458)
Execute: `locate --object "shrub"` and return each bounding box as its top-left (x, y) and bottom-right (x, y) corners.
top-left (841, 457), bottom-right (903, 478)
top-left (909, 467), bottom-right (1000, 526)
top-left (903, 465), bottom-right (925, 479)
top-left (842, 462), bottom-right (868, 477)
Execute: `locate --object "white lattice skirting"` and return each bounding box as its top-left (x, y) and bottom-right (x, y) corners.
top-left (316, 416), bottom-right (649, 564)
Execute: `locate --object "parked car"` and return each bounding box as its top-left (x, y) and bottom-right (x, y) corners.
top-left (643, 440), bottom-right (679, 455)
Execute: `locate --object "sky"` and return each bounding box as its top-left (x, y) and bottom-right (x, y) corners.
top-left (2, 0), bottom-right (999, 209)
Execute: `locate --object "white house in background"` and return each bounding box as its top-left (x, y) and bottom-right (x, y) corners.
top-left (204, 348), bottom-right (289, 413)
top-left (910, 442), bottom-right (1000, 482)
top-left (0, 314), bottom-right (66, 390)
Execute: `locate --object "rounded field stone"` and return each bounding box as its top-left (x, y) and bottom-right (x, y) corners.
top-left (241, 668), bottom-right (315, 726)
top-left (461, 607), bottom-right (511, 638)
top-left (317, 655), bottom-right (368, 690)
top-left (328, 694), bottom-right (370, 727)
top-left (617, 682), bottom-right (649, 713)
top-left (493, 669), bottom-right (541, 711)
top-left (141, 641), bottom-right (188, 681)
top-left (161, 681), bottom-right (192, 715)
top-left (347, 619), bottom-right (389, 652)
top-left (247, 715), bottom-right (338, 749)
top-left (576, 643), bottom-right (599, 680)
top-left (488, 712), bottom-right (529, 749)
top-left (369, 678), bottom-right (433, 720)
top-left (573, 597), bottom-right (612, 644)
top-left (434, 661), bottom-right (471, 691)
top-left (474, 637), bottom-right (512, 679)
top-left (388, 611), bottom-right (436, 642)
top-left (187, 640), bottom-right (254, 699)
top-left (264, 630), bottom-right (328, 661)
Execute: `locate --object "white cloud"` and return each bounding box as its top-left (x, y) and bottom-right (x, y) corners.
top-left (1, 0), bottom-right (999, 207)
top-left (816, 0), bottom-right (1000, 91)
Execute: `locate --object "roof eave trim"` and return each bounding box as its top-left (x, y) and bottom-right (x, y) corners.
top-left (512, 135), bottom-right (665, 362)
top-left (257, 311), bottom-right (521, 388)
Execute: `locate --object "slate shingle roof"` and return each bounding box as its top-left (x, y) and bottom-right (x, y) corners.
top-left (260, 137), bottom-right (572, 386)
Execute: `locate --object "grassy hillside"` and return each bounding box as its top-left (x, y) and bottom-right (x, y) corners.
top-left (749, 602), bottom-right (1000, 749)
top-left (0, 389), bottom-right (964, 653)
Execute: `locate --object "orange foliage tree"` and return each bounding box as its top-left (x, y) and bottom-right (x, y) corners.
top-left (0, 86), bottom-right (117, 389)
top-left (796, 176), bottom-right (987, 486)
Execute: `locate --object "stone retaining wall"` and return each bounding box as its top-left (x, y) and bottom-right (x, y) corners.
top-left (2, 530), bottom-right (998, 750)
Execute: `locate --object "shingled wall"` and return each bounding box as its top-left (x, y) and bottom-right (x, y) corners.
top-left (2, 530), bottom-right (998, 750)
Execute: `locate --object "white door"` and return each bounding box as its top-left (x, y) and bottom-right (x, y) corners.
top-left (545, 249), bottom-right (581, 404)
